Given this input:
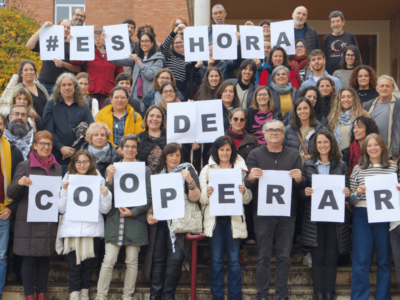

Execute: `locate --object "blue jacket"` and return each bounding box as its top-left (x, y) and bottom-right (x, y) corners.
top-left (300, 70), bottom-right (342, 91)
top-left (255, 59), bottom-right (270, 84)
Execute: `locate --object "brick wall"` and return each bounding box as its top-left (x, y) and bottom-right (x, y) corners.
top-left (390, 12), bottom-right (400, 84)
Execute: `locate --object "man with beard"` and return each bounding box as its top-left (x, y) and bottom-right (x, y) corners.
top-left (71, 8), bottom-right (86, 26)
top-left (4, 104), bottom-right (34, 160)
top-left (292, 6), bottom-right (319, 50)
top-left (122, 19), bottom-right (138, 74)
top-left (0, 113), bottom-right (23, 298)
top-left (321, 11), bottom-right (358, 75)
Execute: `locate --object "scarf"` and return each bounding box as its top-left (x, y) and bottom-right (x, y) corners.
top-left (30, 150), bottom-right (59, 174)
top-left (238, 80), bottom-right (250, 91)
top-left (288, 55), bottom-right (308, 85)
top-left (0, 134), bottom-right (12, 210)
top-left (270, 66), bottom-right (292, 95)
top-left (3, 129), bottom-right (34, 160)
top-left (349, 139), bottom-right (361, 175)
top-left (227, 128), bottom-right (245, 149)
top-left (333, 110), bottom-right (353, 150)
top-left (88, 144), bottom-right (109, 162)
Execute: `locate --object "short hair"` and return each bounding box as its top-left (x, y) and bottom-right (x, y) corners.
top-left (10, 103), bottom-right (28, 116)
top-left (229, 108), bottom-right (247, 120)
top-left (17, 60), bottom-right (37, 83)
top-left (85, 122), bottom-right (112, 143)
top-left (259, 20), bottom-right (271, 27)
top-left (309, 49), bottom-right (325, 59)
top-left (311, 130), bottom-right (342, 162)
top-left (350, 116), bottom-right (379, 144)
top-left (170, 17), bottom-right (189, 31)
top-left (120, 134), bottom-right (140, 149)
top-left (115, 73), bottom-right (133, 86)
top-left (142, 105), bottom-right (166, 131)
top-left (329, 11), bottom-right (344, 21)
top-left (155, 143), bottom-right (184, 174)
top-left (377, 75), bottom-right (396, 87)
top-left (349, 65), bottom-right (378, 89)
top-left (291, 97), bottom-right (317, 128)
top-left (359, 134), bottom-right (390, 169)
top-left (152, 68), bottom-right (177, 91)
top-left (122, 19), bottom-right (136, 28)
top-left (238, 60), bottom-right (257, 82)
top-left (339, 45), bottom-right (361, 69)
top-left (268, 46), bottom-right (288, 66)
top-left (76, 72), bottom-right (90, 82)
top-left (262, 119), bottom-right (285, 133)
top-left (251, 86), bottom-right (274, 112)
top-left (212, 4), bottom-right (226, 13)
top-left (67, 150), bottom-right (98, 176)
top-left (159, 81), bottom-right (178, 94)
top-left (271, 65), bottom-right (289, 83)
top-left (72, 8), bottom-right (85, 16)
top-left (33, 130), bottom-right (54, 144)
top-left (210, 136), bottom-right (238, 165)
top-left (110, 86), bottom-right (129, 99)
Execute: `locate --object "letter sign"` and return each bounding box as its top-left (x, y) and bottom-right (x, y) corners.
top-left (104, 24), bottom-right (130, 61)
top-left (184, 26), bottom-right (209, 62)
top-left (70, 26), bottom-right (94, 60)
top-left (270, 20), bottom-right (296, 55)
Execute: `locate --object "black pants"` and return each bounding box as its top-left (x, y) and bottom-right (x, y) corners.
top-left (65, 251), bottom-right (96, 293)
top-left (310, 222), bottom-right (339, 294)
top-left (244, 201), bottom-right (255, 240)
top-left (21, 256), bottom-right (50, 296)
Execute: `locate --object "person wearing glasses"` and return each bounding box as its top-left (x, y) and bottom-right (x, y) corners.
top-left (71, 8), bottom-right (86, 26)
top-left (333, 46), bottom-right (362, 88)
top-left (288, 40), bottom-right (311, 85)
top-left (157, 82), bottom-right (181, 119)
top-left (245, 119), bottom-right (304, 300)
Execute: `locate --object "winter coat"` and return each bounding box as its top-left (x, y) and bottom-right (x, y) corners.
top-left (200, 155), bottom-right (252, 238)
top-left (227, 78), bottom-right (258, 108)
top-left (301, 159), bottom-right (351, 254)
top-left (245, 107), bottom-right (283, 134)
top-left (9, 158), bottom-right (62, 257)
top-left (225, 129), bottom-right (259, 163)
top-left (303, 22), bottom-right (319, 50)
top-left (58, 171), bottom-right (111, 238)
top-left (136, 129), bottom-right (167, 166)
top-left (259, 69), bottom-right (300, 89)
top-left (270, 86), bottom-right (300, 114)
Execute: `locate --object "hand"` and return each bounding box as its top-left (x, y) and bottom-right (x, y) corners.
top-left (18, 176), bottom-right (32, 187)
top-left (207, 186), bottom-right (214, 198)
top-left (0, 207), bottom-right (12, 220)
top-left (101, 30), bottom-right (106, 40)
top-left (343, 187), bottom-right (350, 197)
top-left (53, 59), bottom-right (64, 68)
top-left (253, 58), bottom-right (260, 68)
top-left (397, 184), bottom-right (400, 192)
top-left (235, 32), bottom-right (240, 43)
top-left (192, 141), bottom-right (200, 151)
top-left (66, 34), bottom-right (73, 43)
top-left (62, 181), bottom-right (69, 191)
top-left (181, 169), bottom-right (192, 183)
top-left (43, 21), bottom-right (53, 27)
top-left (345, 201), bottom-right (353, 213)
top-left (100, 186), bottom-right (109, 196)
top-left (390, 160), bottom-right (396, 165)
top-left (129, 54), bottom-right (140, 63)
top-left (147, 213), bottom-right (158, 225)
top-left (289, 169), bottom-right (302, 183)
top-left (239, 184), bottom-right (245, 195)
top-left (119, 207), bottom-right (133, 217)
top-left (248, 168), bottom-right (263, 181)
top-left (195, 60), bottom-right (203, 68)
top-left (174, 23), bottom-right (186, 33)
top-left (106, 165), bottom-right (116, 181)
top-left (302, 154), bottom-right (311, 161)
top-left (208, 57), bottom-right (215, 66)
top-left (245, 21), bottom-right (254, 26)
top-left (357, 185), bottom-right (366, 196)
top-left (305, 187), bottom-right (313, 196)
top-left (116, 147), bottom-right (124, 157)
top-left (60, 146), bottom-right (75, 159)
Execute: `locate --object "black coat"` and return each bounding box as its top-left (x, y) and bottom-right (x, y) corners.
top-left (245, 107), bottom-right (283, 134)
top-left (301, 159), bottom-right (351, 254)
top-left (80, 142), bottom-right (120, 178)
top-left (136, 129), bottom-right (167, 166)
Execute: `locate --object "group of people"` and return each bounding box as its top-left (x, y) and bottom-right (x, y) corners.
top-left (1, 3), bottom-right (400, 300)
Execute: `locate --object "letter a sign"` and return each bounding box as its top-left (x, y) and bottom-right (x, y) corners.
top-left (270, 20), bottom-right (296, 55)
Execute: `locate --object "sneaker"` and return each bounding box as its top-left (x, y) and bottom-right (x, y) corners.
top-left (303, 253), bottom-right (312, 267)
top-left (80, 289), bottom-right (89, 300)
top-left (69, 292), bottom-right (80, 300)
top-left (246, 239), bottom-right (256, 245)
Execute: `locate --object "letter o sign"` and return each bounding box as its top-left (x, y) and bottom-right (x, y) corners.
top-left (73, 187), bottom-right (93, 207)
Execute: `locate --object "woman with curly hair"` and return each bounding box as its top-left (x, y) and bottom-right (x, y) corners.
top-left (327, 87), bottom-right (369, 150)
top-left (349, 65), bottom-right (379, 103)
top-left (316, 76), bottom-right (337, 118)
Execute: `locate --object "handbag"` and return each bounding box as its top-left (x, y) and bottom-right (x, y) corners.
top-left (171, 194), bottom-right (202, 234)
top-left (296, 131), bottom-right (309, 156)
top-left (136, 72), bottom-right (143, 98)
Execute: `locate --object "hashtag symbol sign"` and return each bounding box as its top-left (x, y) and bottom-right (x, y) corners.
top-left (46, 36), bottom-right (59, 51)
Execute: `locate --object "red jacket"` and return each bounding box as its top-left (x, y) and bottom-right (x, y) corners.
top-left (258, 69), bottom-right (300, 89)
top-left (71, 48), bottom-right (123, 96)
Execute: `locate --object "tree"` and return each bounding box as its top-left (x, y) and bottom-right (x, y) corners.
top-left (0, 4), bottom-right (41, 95)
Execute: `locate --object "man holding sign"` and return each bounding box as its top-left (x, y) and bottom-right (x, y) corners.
top-left (245, 119), bottom-right (304, 300)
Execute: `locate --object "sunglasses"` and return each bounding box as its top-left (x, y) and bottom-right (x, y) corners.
top-left (232, 117), bottom-right (245, 123)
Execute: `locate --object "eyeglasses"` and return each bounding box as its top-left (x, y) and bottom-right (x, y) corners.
top-left (265, 128), bottom-right (283, 134)
top-left (296, 45), bottom-right (305, 49)
top-left (174, 22), bottom-right (186, 26)
top-left (232, 117), bottom-right (245, 123)
top-left (141, 39), bottom-right (151, 44)
top-left (75, 160), bottom-right (90, 166)
top-left (74, 13), bottom-right (85, 19)
top-left (140, 28), bottom-right (151, 33)
top-left (162, 89), bottom-right (175, 94)
top-left (159, 76), bottom-right (171, 80)
top-left (346, 54), bottom-right (356, 57)
top-left (94, 35), bottom-right (102, 40)
top-left (37, 141), bottom-right (52, 148)
top-left (174, 41), bottom-right (184, 45)
top-left (257, 93), bottom-right (269, 97)
top-left (123, 145), bottom-right (137, 150)
top-left (11, 112), bottom-right (27, 118)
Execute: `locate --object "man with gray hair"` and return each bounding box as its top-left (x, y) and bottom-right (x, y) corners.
top-left (208, 4), bottom-right (227, 41)
top-left (71, 8), bottom-right (86, 26)
top-left (245, 119), bottom-right (305, 300)
top-left (292, 6), bottom-right (319, 50)
top-left (4, 104), bottom-right (34, 160)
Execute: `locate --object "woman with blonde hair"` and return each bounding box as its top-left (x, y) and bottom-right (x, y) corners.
top-left (10, 87), bottom-right (43, 131)
top-left (327, 87), bottom-right (369, 150)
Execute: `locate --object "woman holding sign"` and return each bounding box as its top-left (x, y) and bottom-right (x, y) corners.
top-left (8, 131), bottom-right (62, 300)
top-left (349, 134), bottom-right (397, 300)
top-left (199, 136), bottom-right (252, 300)
top-left (59, 149), bottom-right (111, 300)
top-left (302, 130), bottom-right (351, 300)
top-left (144, 143), bottom-right (200, 300)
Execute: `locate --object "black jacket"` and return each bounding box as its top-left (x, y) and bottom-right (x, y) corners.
top-left (245, 145), bottom-right (305, 216)
top-left (303, 23), bottom-right (319, 50)
top-left (227, 78), bottom-right (258, 108)
top-left (245, 107), bottom-right (283, 134)
top-left (301, 159), bottom-right (351, 254)
top-left (136, 129), bottom-right (167, 166)
top-left (283, 121), bottom-right (328, 154)
top-left (270, 87), bottom-right (300, 113)
top-left (80, 142), bottom-right (120, 178)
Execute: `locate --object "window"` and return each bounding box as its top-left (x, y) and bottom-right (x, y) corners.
top-left (0, 0), bottom-right (6, 8)
top-left (55, 0), bottom-right (85, 24)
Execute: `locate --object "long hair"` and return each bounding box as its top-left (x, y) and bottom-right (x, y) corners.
top-left (349, 65), bottom-right (378, 89)
top-left (155, 143), bottom-right (184, 174)
top-left (291, 97), bottom-right (317, 128)
top-left (350, 116), bottom-right (380, 145)
top-left (196, 67), bottom-right (223, 101)
top-left (251, 86), bottom-right (274, 112)
top-left (138, 32), bottom-right (158, 60)
top-left (268, 46), bottom-right (288, 66)
top-left (316, 76), bottom-right (337, 107)
top-left (142, 105), bottom-right (166, 131)
top-left (210, 136), bottom-right (238, 165)
top-left (67, 150), bottom-right (98, 175)
top-left (17, 60), bottom-right (37, 83)
top-left (215, 81), bottom-right (240, 111)
top-left (298, 86), bottom-right (324, 116)
top-left (151, 68), bottom-right (177, 91)
top-left (11, 87), bottom-right (38, 119)
top-left (358, 133), bottom-right (390, 169)
top-left (339, 45), bottom-right (361, 69)
top-left (51, 73), bottom-right (86, 106)
top-left (327, 87), bottom-right (366, 131)
top-left (310, 130), bottom-right (342, 162)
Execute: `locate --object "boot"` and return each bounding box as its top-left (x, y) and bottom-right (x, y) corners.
top-left (149, 296), bottom-right (161, 300)
top-left (150, 271), bottom-right (164, 299)
top-left (80, 289), bottom-right (89, 300)
top-left (315, 293), bottom-right (325, 300)
top-left (325, 293), bottom-right (334, 300)
top-left (36, 293), bottom-right (46, 300)
top-left (25, 296), bottom-right (35, 300)
top-left (69, 291), bottom-right (80, 300)
top-left (162, 273), bottom-right (181, 300)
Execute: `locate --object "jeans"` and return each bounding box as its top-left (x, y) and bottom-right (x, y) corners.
top-left (39, 82), bottom-right (54, 95)
top-left (64, 251), bottom-right (96, 293)
top-left (209, 217), bottom-right (242, 300)
top-left (61, 164), bottom-right (68, 177)
top-left (97, 243), bottom-right (140, 298)
top-left (254, 215), bottom-right (295, 300)
top-left (0, 218), bottom-right (10, 299)
top-left (351, 207), bottom-right (391, 300)
top-left (310, 222), bottom-right (339, 294)
top-left (21, 256), bottom-right (50, 296)
top-left (390, 225), bottom-right (400, 292)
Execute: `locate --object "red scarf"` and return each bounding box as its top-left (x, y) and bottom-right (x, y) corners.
top-left (288, 55), bottom-right (308, 85)
top-left (349, 140), bottom-right (361, 175)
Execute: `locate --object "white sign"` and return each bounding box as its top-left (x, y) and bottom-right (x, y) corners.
top-left (70, 25), bottom-right (95, 61)
top-left (184, 26), bottom-right (209, 62)
top-left (240, 25), bottom-right (264, 59)
top-left (270, 20), bottom-right (296, 55)
top-left (151, 173), bottom-right (185, 221)
top-left (39, 25), bottom-right (65, 60)
top-left (209, 169), bottom-right (243, 216)
top-left (311, 175), bottom-right (345, 222)
top-left (113, 162), bottom-right (147, 208)
top-left (366, 173), bottom-right (400, 223)
top-left (257, 170), bottom-right (292, 216)
top-left (167, 100), bottom-right (225, 144)
top-left (64, 175), bottom-right (101, 222)
top-left (104, 24), bottom-right (131, 61)
top-left (27, 175), bottom-right (62, 222)
top-left (213, 25), bottom-right (237, 60)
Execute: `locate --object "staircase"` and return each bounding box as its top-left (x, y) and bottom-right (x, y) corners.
top-left (3, 242), bottom-right (399, 299)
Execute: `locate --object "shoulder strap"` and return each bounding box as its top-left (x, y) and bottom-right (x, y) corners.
top-left (296, 131), bottom-right (309, 156)
top-left (134, 111), bottom-right (137, 123)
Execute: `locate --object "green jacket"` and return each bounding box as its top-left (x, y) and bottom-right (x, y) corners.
top-left (104, 164), bottom-right (152, 246)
